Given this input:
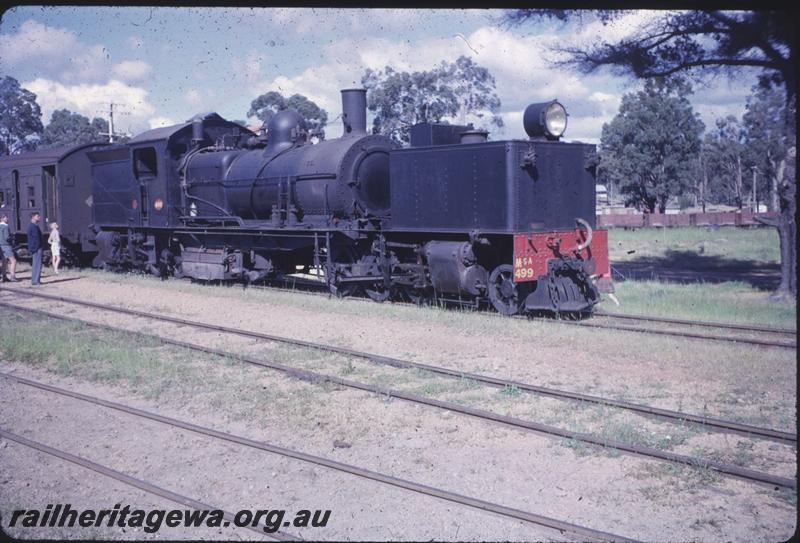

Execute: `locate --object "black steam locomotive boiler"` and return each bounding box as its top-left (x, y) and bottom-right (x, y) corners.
top-left (87, 88), bottom-right (611, 315)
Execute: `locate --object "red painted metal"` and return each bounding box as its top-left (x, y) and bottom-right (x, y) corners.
top-left (513, 228), bottom-right (610, 283)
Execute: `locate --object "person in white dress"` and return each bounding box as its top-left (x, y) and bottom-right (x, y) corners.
top-left (48, 222), bottom-right (61, 275)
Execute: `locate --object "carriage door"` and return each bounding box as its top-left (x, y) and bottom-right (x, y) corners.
top-left (42, 165), bottom-right (58, 225)
top-left (12, 170), bottom-right (21, 230)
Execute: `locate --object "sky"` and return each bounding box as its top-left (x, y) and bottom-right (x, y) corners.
top-left (0, 6), bottom-right (762, 144)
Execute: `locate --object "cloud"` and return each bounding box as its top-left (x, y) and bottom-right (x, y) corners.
top-left (23, 78), bottom-right (156, 133)
top-left (0, 18), bottom-right (149, 85)
top-left (0, 19), bottom-right (109, 82)
top-left (231, 52), bottom-right (267, 87)
top-left (689, 74), bottom-right (759, 129)
top-left (562, 10), bottom-right (671, 50)
top-left (112, 60), bottom-right (152, 82)
top-left (244, 24), bottom-right (616, 139)
top-left (256, 8), bottom-right (427, 36)
top-left (185, 89), bottom-right (202, 106)
top-left (0, 19), bottom-right (78, 65)
top-left (148, 116), bottom-right (176, 129)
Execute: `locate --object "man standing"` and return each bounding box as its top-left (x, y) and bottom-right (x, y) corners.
top-left (27, 212), bottom-right (43, 286)
top-left (0, 214), bottom-right (17, 281)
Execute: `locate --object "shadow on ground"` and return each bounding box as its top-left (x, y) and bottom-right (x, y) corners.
top-left (612, 250), bottom-right (781, 290)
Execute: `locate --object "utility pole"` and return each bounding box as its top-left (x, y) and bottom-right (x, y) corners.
top-left (700, 155), bottom-right (707, 212)
top-left (751, 167), bottom-right (758, 213)
top-left (97, 102), bottom-right (131, 143)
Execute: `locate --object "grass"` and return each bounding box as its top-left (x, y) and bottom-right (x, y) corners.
top-left (499, 384), bottom-right (522, 397)
top-left (0, 309), bottom-right (325, 427)
top-left (732, 440), bottom-right (756, 467)
top-left (636, 460), bottom-right (723, 502)
top-left (0, 316), bottom-right (177, 391)
top-left (608, 225), bottom-right (780, 264)
top-left (561, 437), bottom-right (593, 456)
top-left (601, 225), bottom-right (795, 326)
top-left (601, 280), bottom-right (796, 327)
top-left (597, 418), bottom-right (693, 451)
top-left (777, 489), bottom-right (798, 506)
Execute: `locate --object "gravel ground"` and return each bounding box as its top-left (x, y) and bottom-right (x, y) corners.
top-left (0, 271), bottom-right (796, 541)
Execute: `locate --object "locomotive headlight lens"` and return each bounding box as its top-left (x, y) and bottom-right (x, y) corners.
top-left (154, 198), bottom-right (164, 211)
top-left (523, 100), bottom-right (568, 140)
top-left (543, 101), bottom-right (567, 138)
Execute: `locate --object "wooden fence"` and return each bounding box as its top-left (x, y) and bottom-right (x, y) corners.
top-left (597, 211), bottom-right (780, 228)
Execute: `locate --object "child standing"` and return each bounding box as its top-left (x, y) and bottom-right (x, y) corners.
top-left (48, 222), bottom-right (61, 275)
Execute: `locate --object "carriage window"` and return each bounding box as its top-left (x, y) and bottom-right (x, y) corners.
top-left (28, 185), bottom-right (35, 208)
top-left (134, 147), bottom-right (158, 178)
top-left (0, 191), bottom-right (4, 207)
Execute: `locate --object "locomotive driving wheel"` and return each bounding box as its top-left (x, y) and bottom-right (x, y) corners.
top-left (399, 286), bottom-right (429, 306)
top-left (488, 264), bottom-right (520, 316)
top-left (355, 255), bottom-right (391, 302)
top-left (328, 245), bottom-right (360, 298)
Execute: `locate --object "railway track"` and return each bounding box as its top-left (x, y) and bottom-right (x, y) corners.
top-left (0, 428), bottom-right (298, 541)
top-left (592, 310), bottom-right (797, 336)
top-left (25, 271), bottom-right (797, 348)
top-left (0, 290), bottom-right (795, 491)
top-left (0, 372), bottom-right (639, 543)
top-left (1, 287), bottom-right (795, 445)
top-left (248, 277), bottom-right (798, 349)
top-left (564, 313), bottom-right (796, 349)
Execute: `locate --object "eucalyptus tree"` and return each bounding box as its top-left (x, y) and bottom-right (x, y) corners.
top-left (248, 92), bottom-right (328, 138)
top-left (40, 109), bottom-right (109, 149)
top-left (598, 77), bottom-right (704, 213)
top-left (362, 56), bottom-right (502, 145)
top-left (0, 75), bottom-right (43, 155)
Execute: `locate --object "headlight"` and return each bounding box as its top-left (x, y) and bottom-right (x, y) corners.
top-left (523, 100), bottom-right (568, 140)
top-left (543, 101), bottom-right (567, 138)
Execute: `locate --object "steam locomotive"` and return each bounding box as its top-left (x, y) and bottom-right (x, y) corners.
top-left (0, 88), bottom-right (611, 315)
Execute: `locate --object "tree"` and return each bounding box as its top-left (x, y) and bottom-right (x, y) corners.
top-left (743, 86), bottom-right (797, 298)
top-left (503, 10), bottom-right (795, 103)
top-left (598, 77), bottom-right (704, 213)
top-left (742, 86), bottom-right (795, 213)
top-left (362, 56), bottom-right (503, 145)
top-left (504, 9), bottom-right (798, 297)
top-left (247, 92), bottom-right (328, 138)
top-left (40, 109), bottom-right (109, 149)
top-left (0, 75), bottom-right (43, 155)
top-left (362, 66), bottom-right (454, 145)
top-left (439, 56), bottom-right (504, 129)
top-left (701, 116), bottom-right (748, 208)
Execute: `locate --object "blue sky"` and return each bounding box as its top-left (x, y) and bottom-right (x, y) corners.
top-left (0, 6), bottom-right (760, 143)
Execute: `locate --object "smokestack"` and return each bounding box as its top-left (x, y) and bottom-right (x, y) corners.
top-left (341, 88), bottom-right (367, 137)
top-left (191, 117), bottom-right (204, 147)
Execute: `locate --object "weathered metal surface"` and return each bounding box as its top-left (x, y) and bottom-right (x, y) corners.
top-left (389, 140), bottom-right (596, 233)
top-left (513, 228), bottom-right (610, 283)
